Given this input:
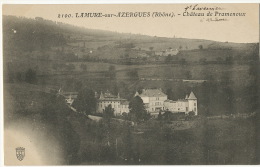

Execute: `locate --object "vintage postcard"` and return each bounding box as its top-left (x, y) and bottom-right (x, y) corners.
top-left (2, 3), bottom-right (259, 165)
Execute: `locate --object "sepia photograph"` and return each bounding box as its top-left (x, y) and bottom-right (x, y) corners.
top-left (2, 3), bottom-right (260, 165)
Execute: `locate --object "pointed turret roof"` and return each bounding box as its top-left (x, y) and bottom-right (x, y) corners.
top-left (185, 94), bottom-right (188, 99)
top-left (134, 91), bottom-right (139, 97)
top-left (187, 91), bottom-right (197, 100)
top-left (99, 91), bottom-right (104, 99)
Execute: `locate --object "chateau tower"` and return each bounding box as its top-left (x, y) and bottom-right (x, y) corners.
top-left (187, 91), bottom-right (198, 115)
top-left (99, 91), bottom-right (104, 99)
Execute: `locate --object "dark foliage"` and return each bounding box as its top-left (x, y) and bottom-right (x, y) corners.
top-left (103, 104), bottom-right (115, 119)
top-left (25, 68), bottom-right (37, 84)
top-left (129, 96), bottom-right (150, 123)
top-left (106, 65), bottom-right (116, 79)
top-left (72, 88), bottom-right (97, 115)
top-left (127, 69), bottom-right (139, 81)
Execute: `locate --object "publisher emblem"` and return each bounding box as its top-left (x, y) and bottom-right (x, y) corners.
top-left (16, 147), bottom-right (25, 161)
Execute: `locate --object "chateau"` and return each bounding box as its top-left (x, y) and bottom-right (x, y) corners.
top-left (96, 90), bottom-right (129, 116)
top-left (58, 89), bottom-right (78, 105)
top-left (134, 89), bottom-right (167, 113)
top-left (135, 89), bottom-right (198, 116)
top-left (97, 89), bottom-right (198, 116)
top-left (163, 91), bottom-right (198, 115)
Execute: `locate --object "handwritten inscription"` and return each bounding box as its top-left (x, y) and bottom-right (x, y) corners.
top-left (184, 4), bottom-right (224, 12)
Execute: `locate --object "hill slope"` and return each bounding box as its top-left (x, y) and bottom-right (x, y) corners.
top-left (3, 15), bottom-right (258, 75)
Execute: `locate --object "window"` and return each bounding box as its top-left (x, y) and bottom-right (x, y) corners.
top-left (194, 108), bottom-right (196, 111)
top-left (194, 103), bottom-right (196, 106)
top-left (156, 97), bottom-right (159, 100)
top-left (186, 107), bottom-right (188, 111)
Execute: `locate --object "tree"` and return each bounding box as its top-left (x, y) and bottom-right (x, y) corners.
top-left (111, 83), bottom-right (119, 96)
top-left (103, 104), bottom-right (115, 146)
top-left (103, 104), bottom-right (115, 119)
top-left (142, 57), bottom-right (147, 61)
top-left (162, 111), bottom-right (173, 121)
top-left (16, 72), bottom-right (23, 82)
top-left (198, 45), bottom-right (203, 50)
top-left (127, 69), bottom-right (139, 81)
top-left (39, 94), bottom-right (81, 164)
top-left (66, 64), bottom-right (76, 71)
top-left (122, 124), bottom-right (134, 161)
top-left (188, 111), bottom-right (195, 116)
top-left (72, 88), bottom-right (97, 115)
top-left (25, 68), bottom-right (37, 84)
top-left (108, 65), bottom-right (116, 79)
top-left (166, 88), bottom-right (174, 100)
top-left (185, 71), bottom-right (192, 79)
top-left (80, 63), bottom-right (87, 71)
top-left (52, 63), bottom-right (58, 70)
top-left (149, 47), bottom-right (154, 51)
top-left (158, 111), bottom-right (162, 121)
top-left (6, 62), bottom-right (14, 83)
top-left (225, 56), bottom-right (233, 64)
top-left (128, 96), bottom-right (148, 123)
top-left (74, 80), bottom-right (83, 91)
top-left (180, 58), bottom-right (186, 65)
top-left (216, 57), bottom-right (223, 62)
top-left (165, 55), bottom-right (173, 64)
top-left (199, 58), bottom-right (207, 65)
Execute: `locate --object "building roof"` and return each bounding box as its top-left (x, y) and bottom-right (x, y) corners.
top-left (177, 99), bottom-right (188, 102)
top-left (61, 92), bottom-right (78, 95)
top-left (164, 99), bottom-right (177, 103)
top-left (139, 89), bottom-right (167, 97)
top-left (103, 90), bottom-right (118, 98)
top-left (187, 91), bottom-right (197, 100)
top-left (98, 99), bottom-right (122, 102)
top-left (61, 92), bottom-right (78, 99)
top-left (121, 101), bottom-right (129, 105)
top-left (100, 90), bottom-right (117, 99)
top-left (99, 90), bottom-right (126, 102)
top-left (64, 95), bottom-right (78, 99)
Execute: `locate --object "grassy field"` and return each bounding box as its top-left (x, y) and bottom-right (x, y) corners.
top-left (38, 62), bottom-right (250, 92)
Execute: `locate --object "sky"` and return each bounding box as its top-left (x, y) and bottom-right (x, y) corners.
top-left (2, 4), bottom-right (259, 43)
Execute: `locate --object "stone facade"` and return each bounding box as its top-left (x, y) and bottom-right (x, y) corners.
top-left (136, 89), bottom-right (198, 115)
top-left (96, 90), bottom-right (129, 115)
